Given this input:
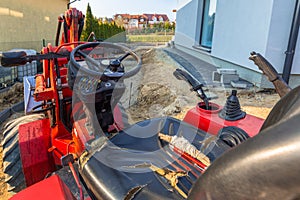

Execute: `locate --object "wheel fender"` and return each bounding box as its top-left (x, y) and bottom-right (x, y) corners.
top-left (19, 118), bottom-right (55, 187)
top-left (10, 175), bottom-right (76, 200)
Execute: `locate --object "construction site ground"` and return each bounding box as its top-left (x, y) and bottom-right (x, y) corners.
top-left (0, 43), bottom-right (280, 199)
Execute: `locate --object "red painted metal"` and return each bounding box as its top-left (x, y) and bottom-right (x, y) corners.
top-left (34, 74), bottom-right (45, 93)
top-left (10, 175), bottom-right (76, 200)
top-left (73, 119), bottom-right (95, 154)
top-left (113, 105), bottom-right (125, 130)
top-left (18, 119), bottom-right (55, 187)
top-left (34, 44), bottom-right (78, 167)
top-left (22, 7), bottom-right (116, 174)
top-left (12, 6), bottom-right (112, 197)
top-left (173, 146), bottom-right (207, 172)
top-left (68, 162), bottom-right (84, 200)
top-left (183, 102), bottom-right (264, 137)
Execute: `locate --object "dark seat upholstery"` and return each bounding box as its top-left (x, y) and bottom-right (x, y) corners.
top-left (188, 86), bottom-right (300, 200)
top-left (261, 85), bottom-right (300, 130)
top-left (81, 86), bottom-right (300, 200)
top-left (80, 117), bottom-right (230, 200)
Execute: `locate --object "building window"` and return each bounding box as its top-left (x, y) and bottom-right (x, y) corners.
top-left (200, 0), bottom-right (216, 48)
top-left (152, 16), bottom-right (157, 22)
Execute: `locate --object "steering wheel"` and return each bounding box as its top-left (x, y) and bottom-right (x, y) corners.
top-left (69, 42), bottom-right (141, 80)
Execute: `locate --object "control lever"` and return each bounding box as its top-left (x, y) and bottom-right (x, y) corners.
top-left (0, 51), bottom-right (27, 67)
top-left (249, 51), bottom-right (291, 97)
top-left (0, 51), bottom-right (68, 67)
top-left (173, 68), bottom-right (210, 109)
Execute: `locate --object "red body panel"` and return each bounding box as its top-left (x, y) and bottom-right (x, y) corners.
top-left (73, 118), bottom-right (94, 154)
top-left (10, 175), bottom-right (76, 200)
top-left (112, 105), bottom-right (126, 130)
top-left (19, 119), bottom-right (55, 187)
top-left (183, 102), bottom-right (264, 137)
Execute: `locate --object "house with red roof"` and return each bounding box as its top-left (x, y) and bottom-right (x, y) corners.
top-left (114, 13), bottom-right (169, 29)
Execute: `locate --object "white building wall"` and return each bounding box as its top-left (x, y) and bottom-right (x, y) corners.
top-left (174, 0), bottom-right (200, 48)
top-left (174, 0), bottom-right (300, 87)
top-left (211, 0), bottom-right (274, 72)
top-left (264, 0), bottom-right (295, 73)
top-left (129, 19), bottom-right (139, 28)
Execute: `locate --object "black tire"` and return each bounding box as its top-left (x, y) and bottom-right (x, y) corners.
top-left (1, 114), bottom-right (44, 192)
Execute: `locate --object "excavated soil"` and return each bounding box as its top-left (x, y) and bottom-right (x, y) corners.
top-left (125, 47), bottom-right (201, 122)
top-left (0, 45), bottom-right (280, 199)
top-left (0, 83), bottom-right (24, 113)
top-left (125, 47), bottom-right (279, 122)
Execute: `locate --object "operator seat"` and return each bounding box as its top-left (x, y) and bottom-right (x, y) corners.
top-left (80, 117), bottom-right (231, 200)
top-left (260, 85), bottom-right (300, 130)
top-left (188, 86), bottom-right (300, 200)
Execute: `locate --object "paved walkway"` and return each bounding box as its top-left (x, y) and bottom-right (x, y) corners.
top-left (163, 47), bottom-right (217, 86)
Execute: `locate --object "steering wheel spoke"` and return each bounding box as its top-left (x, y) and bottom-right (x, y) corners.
top-left (117, 52), bottom-right (131, 62)
top-left (77, 50), bottom-right (100, 71)
top-left (69, 42), bottom-right (141, 80)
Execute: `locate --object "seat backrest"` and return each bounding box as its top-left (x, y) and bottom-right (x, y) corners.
top-left (260, 85), bottom-right (300, 131)
top-left (188, 86), bottom-right (300, 200)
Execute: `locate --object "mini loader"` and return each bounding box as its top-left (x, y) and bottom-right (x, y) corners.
top-left (1, 5), bottom-right (299, 200)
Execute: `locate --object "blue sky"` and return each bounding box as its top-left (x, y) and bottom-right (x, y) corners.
top-left (72, 0), bottom-right (178, 21)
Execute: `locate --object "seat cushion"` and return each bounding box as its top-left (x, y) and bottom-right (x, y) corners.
top-left (261, 85), bottom-right (300, 131)
top-left (80, 117), bottom-right (230, 199)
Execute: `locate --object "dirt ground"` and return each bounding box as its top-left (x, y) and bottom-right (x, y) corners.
top-left (0, 83), bottom-right (24, 113)
top-left (0, 44), bottom-right (280, 199)
top-left (125, 47), bottom-right (279, 122)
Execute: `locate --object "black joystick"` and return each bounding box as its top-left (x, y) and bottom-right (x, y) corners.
top-left (219, 90), bottom-right (246, 121)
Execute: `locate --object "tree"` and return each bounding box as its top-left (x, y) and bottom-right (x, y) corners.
top-left (81, 3), bottom-right (98, 41)
top-left (164, 21), bottom-right (171, 30)
top-left (81, 4), bottom-right (126, 42)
